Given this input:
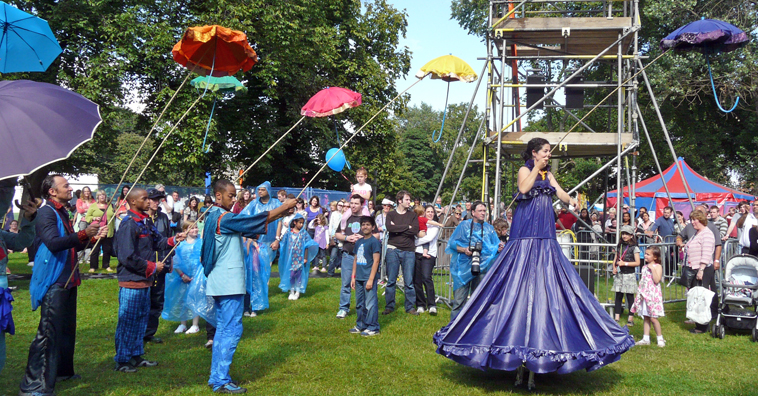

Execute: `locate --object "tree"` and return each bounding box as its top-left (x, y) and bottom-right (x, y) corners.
top-left (8, 0), bottom-right (411, 190)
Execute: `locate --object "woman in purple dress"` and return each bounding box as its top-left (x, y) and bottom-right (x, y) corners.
top-left (433, 138), bottom-right (634, 389)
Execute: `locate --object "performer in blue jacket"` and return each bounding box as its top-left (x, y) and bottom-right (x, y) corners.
top-left (202, 179), bottom-right (295, 393)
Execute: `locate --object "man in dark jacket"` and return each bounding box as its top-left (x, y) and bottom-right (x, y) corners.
top-left (20, 175), bottom-right (104, 396)
top-left (113, 188), bottom-right (184, 373)
top-left (143, 188), bottom-right (174, 344)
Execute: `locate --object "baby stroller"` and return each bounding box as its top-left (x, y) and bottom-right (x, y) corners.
top-left (712, 254), bottom-right (758, 341)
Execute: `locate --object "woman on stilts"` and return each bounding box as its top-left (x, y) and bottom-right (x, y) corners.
top-left (433, 138), bottom-right (634, 390)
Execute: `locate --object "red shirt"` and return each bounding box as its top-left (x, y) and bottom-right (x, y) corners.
top-left (556, 212), bottom-right (577, 230)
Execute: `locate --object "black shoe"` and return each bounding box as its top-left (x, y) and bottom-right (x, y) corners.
top-left (144, 336), bottom-right (163, 344)
top-left (689, 328), bottom-right (707, 334)
top-left (56, 374), bottom-right (81, 383)
top-left (115, 362), bottom-right (138, 373)
top-left (381, 308), bottom-right (394, 315)
top-left (131, 356), bottom-right (158, 367)
top-left (406, 309), bottom-right (419, 316)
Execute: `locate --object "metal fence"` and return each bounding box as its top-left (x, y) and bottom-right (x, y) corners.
top-left (431, 227), bottom-right (744, 312)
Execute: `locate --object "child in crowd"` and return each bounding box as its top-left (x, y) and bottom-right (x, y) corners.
top-left (278, 214), bottom-right (318, 300)
top-left (342, 167), bottom-right (372, 229)
top-left (350, 216), bottom-right (382, 336)
top-left (612, 225), bottom-right (640, 326)
top-left (632, 246), bottom-right (666, 347)
top-left (244, 235), bottom-right (272, 316)
top-left (162, 222), bottom-right (201, 334)
top-left (492, 218), bottom-right (509, 252)
top-left (310, 213), bottom-right (329, 273)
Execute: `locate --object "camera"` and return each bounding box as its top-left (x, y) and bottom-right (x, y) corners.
top-left (470, 241), bottom-right (483, 275)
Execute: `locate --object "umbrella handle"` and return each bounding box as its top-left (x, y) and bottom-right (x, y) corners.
top-left (707, 54), bottom-right (739, 113)
top-left (432, 81), bottom-right (451, 143)
top-left (201, 98), bottom-right (217, 152)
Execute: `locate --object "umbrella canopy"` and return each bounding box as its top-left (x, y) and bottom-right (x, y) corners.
top-left (0, 80), bottom-right (101, 179)
top-left (0, 1), bottom-right (62, 73)
top-left (172, 25), bottom-right (257, 77)
top-left (415, 54), bottom-right (478, 82)
top-left (190, 76), bottom-right (247, 94)
top-left (660, 19), bottom-right (749, 53)
top-left (300, 87), bottom-right (362, 118)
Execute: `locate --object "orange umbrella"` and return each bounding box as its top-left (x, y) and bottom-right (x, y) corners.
top-left (172, 25), bottom-right (258, 76)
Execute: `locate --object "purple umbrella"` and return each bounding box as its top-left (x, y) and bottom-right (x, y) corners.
top-left (660, 18), bottom-right (749, 113)
top-left (0, 80), bottom-right (102, 180)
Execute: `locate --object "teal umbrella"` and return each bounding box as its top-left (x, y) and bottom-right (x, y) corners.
top-left (0, 1), bottom-right (63, 73)
top-left (191, 76), bottom-right (247, 151)
top-left (190, 76), bottom-right (247, 94)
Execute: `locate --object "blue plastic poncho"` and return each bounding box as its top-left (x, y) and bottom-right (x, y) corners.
top-left (186, 265), bottom-right (217, 327)
top-left (278, 214), bottom-right (319, 294)
top-left (244, 238), bottom-right (272, 311)
top-left (241, 181), bottom-right (282, 245)
top-left (446, 219), bottom-right (501, 290)
top-left (161, 238), bottom-right (202, 322)
top-left (30, 207), bottom-right (69, 311)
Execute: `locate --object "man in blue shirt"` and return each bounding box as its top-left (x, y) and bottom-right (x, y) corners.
top-left (647, 206), bottom-right (675, 239)
top-left (201, 180), bottom-right (294, 393)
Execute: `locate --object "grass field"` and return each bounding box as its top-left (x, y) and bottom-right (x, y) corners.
top-left (2, 252), bottom-right (757, 396)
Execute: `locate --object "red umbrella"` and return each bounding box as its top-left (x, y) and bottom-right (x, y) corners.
top-left (300, 87), bottom-right (362, 117)
top-left (172, 25), bottom-right (258, 77)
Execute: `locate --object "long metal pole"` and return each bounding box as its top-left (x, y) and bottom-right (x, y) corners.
top-left (494, 41), bottom-right (507, 220)
top-left (615, 33), bottom-right (623, 245)
top-left (561, 141), bottom-right (638, 196)
top-left (636, 105), bottom-right (674, 206)
top-left (431, 61), bottom-right (488, 206)
top-left (637, 59), bottom-right (695, 210)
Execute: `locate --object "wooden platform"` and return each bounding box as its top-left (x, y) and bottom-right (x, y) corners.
top-left (488, 131), bottom-right (634, 158)
top-left (492, 17), bottom-right (635, 56)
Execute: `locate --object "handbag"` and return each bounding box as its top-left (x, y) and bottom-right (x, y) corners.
top-left (679, 265), bottom-right (696, 288)
top-left (686, 284), bottom-right (715, 325)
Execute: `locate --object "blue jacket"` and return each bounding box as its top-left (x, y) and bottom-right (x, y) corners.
top-left (115, 210), bottom-right (174, 284)
top-left (33, 202), bottom-right (87, 287)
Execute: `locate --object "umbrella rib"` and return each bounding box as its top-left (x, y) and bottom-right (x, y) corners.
top-left (6, 25), bottom-right (45, 65)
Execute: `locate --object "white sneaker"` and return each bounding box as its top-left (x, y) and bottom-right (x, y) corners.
top-left (293, 291), bottom-right (300, 300)
top-left (429, 306), bottom-right (438, 315)
top-left (185, 325), bottom-right (200, 334)
top-left (288, 290), bottom-right (296, 300)
top-left (417, 307), bottom-right (425, 314)
top-left (657, 340), bottom-right (666, 348)
top-left (336, 310), bottom-right (347, 319)
top-left (27, 261), bottom-right (34, 267)
top-left (174, 324), bottom-right (188, 333)
top-left (204, 339), bottom-right (214, 349)
top-left (319, 267), bottom-right (327, 273)
top-left (635, 339), bottom-right (650, 346)
top-left (243, 311), bottom-right (254, 317)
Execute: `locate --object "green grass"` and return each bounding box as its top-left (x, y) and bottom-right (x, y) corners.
top-left (2, 252), bottom-right (758, 395)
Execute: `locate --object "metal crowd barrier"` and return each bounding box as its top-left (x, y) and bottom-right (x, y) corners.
top-left (431, 229), bottom-right (744, 314)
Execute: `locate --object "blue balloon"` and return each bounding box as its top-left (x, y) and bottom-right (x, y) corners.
top-left (325, 148), bottom-right (346, 172)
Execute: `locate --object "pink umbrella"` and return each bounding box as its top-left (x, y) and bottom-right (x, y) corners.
top-left (300, 87), bottom-right (362, 117)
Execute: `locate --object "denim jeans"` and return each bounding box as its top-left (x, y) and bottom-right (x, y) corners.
top-left (339, 253), bottom-right (354, 312)
top-left (451, 274), bottom-right (481, 321)
top-left (209, 294), bottom-right (244, 388)
top-left (327, 246), bottom-right (342, 276)
top-left (355, 278), bottom-right (380, 331)
top-left (385, 248), bottom-right (416, 312)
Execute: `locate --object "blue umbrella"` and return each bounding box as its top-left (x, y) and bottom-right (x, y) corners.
top-left (0, 1), bottom-right (63, 73)
top-left (660, 18), bottom-right (749, 113)
top-left (0, 80), bottom-right (102, 179)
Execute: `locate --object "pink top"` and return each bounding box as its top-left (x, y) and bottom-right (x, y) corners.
top-left (686, 228), bottom-right (715, 269)
top-left (76, 198), bottom-right (94, 215)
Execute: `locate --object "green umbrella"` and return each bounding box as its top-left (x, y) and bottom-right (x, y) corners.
top-left (190, 75), bottom-right (247, 94)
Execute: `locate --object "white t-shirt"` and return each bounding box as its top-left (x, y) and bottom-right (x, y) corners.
top-left (172, 198), bottom-right (184, 214)
top-left (352, 183), bottom-right (372, 207)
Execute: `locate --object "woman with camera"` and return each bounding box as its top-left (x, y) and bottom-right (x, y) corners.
top-left (434, 138), bottom-right (634, 389)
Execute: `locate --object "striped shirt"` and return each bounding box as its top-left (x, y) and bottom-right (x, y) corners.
top-left (686, 228), bottom-right (715, 269)
top-left (712, 217), bottom-right (728, 238)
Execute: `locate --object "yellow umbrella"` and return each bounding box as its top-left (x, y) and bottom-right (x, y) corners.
top-left (415, 54), bottom-right (478, 82)
top-left (415, 55), bottom-right (478, 142)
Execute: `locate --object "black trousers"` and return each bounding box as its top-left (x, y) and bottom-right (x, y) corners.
top-left (614, 292), bottom-right (634, 317)
top-left (89, 236), bottom-right (113, 270)
top-left (20, 285), bottom-right (77, 394)
top-left (145, 271), bottom-right (166, 339)
top-left (695, 265), bottom-right (720, 332)
top-left (414, 253), bottom-right (437, 309)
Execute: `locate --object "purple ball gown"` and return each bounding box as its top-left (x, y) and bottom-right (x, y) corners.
top-left (433, 169), bottom-right (634, 374)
